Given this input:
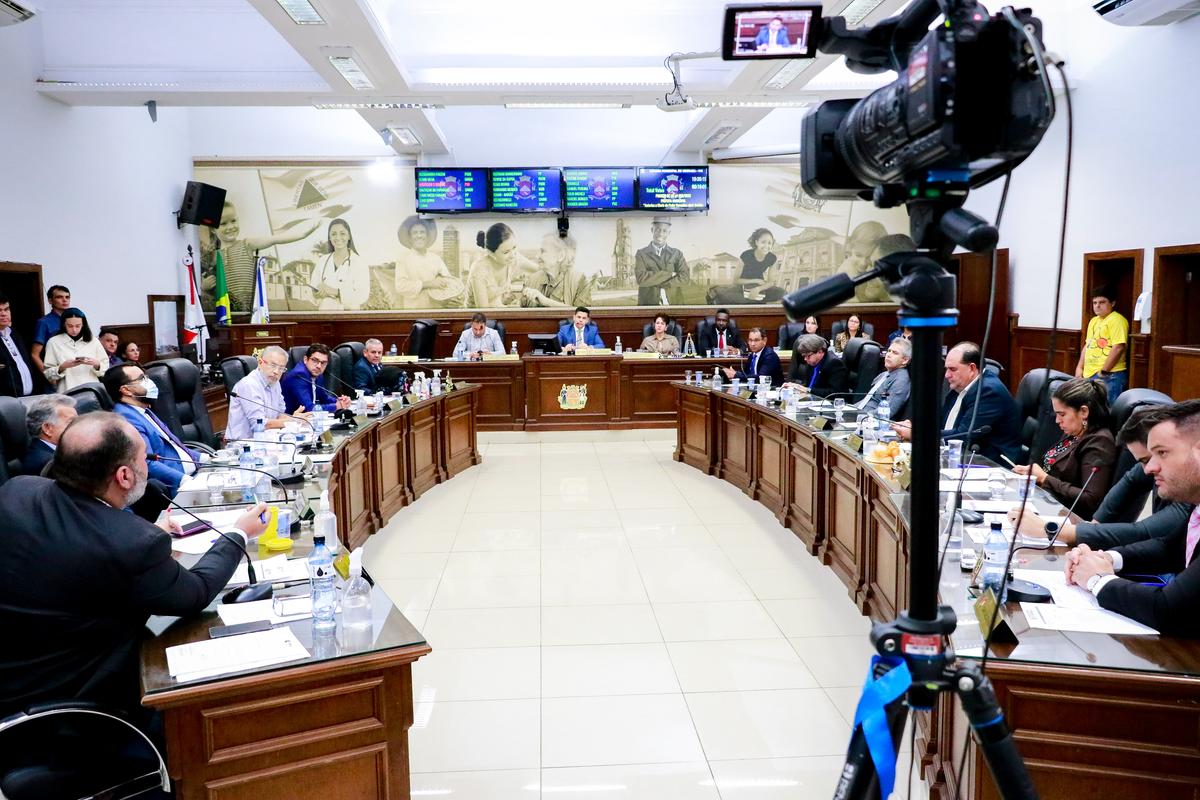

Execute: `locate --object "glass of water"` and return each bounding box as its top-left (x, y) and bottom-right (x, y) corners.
top-left (206, 471), bottom-right (226, 503)
top-left (832, 397), bottom-right (846, 421)
top-left (759, 375), bottom-right (772, 392)
top-left (987, 469), bottom-right (1008, 501)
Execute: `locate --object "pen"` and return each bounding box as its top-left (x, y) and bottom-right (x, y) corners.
top-left (1000, 454), bottom-right (1018, 468)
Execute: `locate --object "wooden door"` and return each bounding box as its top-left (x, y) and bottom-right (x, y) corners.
top-left (1150, 244), bottom-right (1200, 392)
top-left (945, 249), bottom-right (1010, 369)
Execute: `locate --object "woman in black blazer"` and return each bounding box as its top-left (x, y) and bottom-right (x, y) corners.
top-left (1014, 378), bottom-right (1118, 519)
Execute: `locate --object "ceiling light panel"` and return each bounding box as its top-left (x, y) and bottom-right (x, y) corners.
top-left (504, 102), bottom-right (630, 109)
top-left (839, 0), bottom-right (890, 27)
top-left (385, 125), bottom-right (421, 146)
top-left (313, 101), bottom-right (443, 109)
top-left (275, 0), bottom-right (325, 24)
top-left (322, 48), bottom-right (375, 91)
top-left (764, 60), bottom-right (817, 90)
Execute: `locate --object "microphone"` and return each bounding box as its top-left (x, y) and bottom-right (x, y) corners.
top-left (145, 483), bottom-right (271, 604)
top-left (228, 390), bottom-right (316, 433)
top-left (322, 367), bottom-right (363, 398)
top-left (149, 453), bottom-right (292, 502)
top-left (1015, 466), bottom-right (1101, 552)
top-left (941, 424), bottom-right (992, 441)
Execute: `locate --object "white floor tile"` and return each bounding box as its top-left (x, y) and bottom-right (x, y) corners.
top-left (541, 493), bottom-right (617, 512)
top-left (685, 689), bottom-right (851, 760)
top-left (653, 601), bottom-right (784, 642)
top-left (540, 762), bottom-right (720, 800)
top-left (410, 699), bottom-right (540, 772)
top-left (623, 524), bottom-right (717, 549)
top-left (762, 597), bottom-right (871, 638)
top-left (432, 575), bottom-right (542, 609)
top-left (542, 509), bottom-right (623, 530)
top-left (667, 639), bottom-right (818, 692)
top-left (540, 526), bottom-right (628, 550)
top-left (409, 769), bottom-right (540, 800)
top-left (542, 643), bottom-right (680, 697)
top-left (375, 578), bottom-right (440, 611)
top-left (542, 694), bottom-right (706, 768)
top-left (466, 491), bottom-right (542, 513)
top-left (413, 647), bottom-right (541, 702)
top-left (362, 550), bottom-right (448, 580)
top-left (789, 636), bottom-right (878, 688)
top-left (639, 560), bottom-right (755, 603)
top-left (541, 604), bottom-right (663, 646)
top-left (706, 757), bottom-right (846, 799)
top-left (542, 564), bottom-right (649, 606)
top-left (738, 566), bottom-right (837, 600)
top-left (422, 607), bottom-right (541, 649)
top-left (441, 550), bottom-right (541, 579)
top-left (618, 507), bottom-right (702, 528)
top-left (455, 512), bottom-right (541, 551)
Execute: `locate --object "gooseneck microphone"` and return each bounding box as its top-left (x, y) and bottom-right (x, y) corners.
top-left (941, 424), bottom-right (992, 441)
top-left (1015, 466), bottom-right (1101, 553)
top-left (145, 483), bottom-right (271, 604)
top-left (149, 453), bottom-right (292, 502)
top-left (228, 390), bottom-right (316, 433)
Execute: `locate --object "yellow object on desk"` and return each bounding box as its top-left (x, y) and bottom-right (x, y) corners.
top-left (256, 507), bottom-right (293, 554)
top-left (576, 347), bottom-right (613, 355)
top-left (622, 351), bottom-right (660, 360)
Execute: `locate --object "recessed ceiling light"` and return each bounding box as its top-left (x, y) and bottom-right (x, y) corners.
top-left (503, 102), bottom-right (630, 109)
top-left (703, 121), bottom-right (743, 147)
top-left (275, 0), bottom-right (324, 24)
top-left (694, 100), bottom-right (809, 108)
top-left (313, 101), bottom-right (443, 110)
top-left (839, 0), bottom-right (890, 27)
top-left (764, 60), bottom-right (817, 90)
top-left (384, 125), bottom-right (421, 147)
top-left (323, 48), bottom-right (374, 91)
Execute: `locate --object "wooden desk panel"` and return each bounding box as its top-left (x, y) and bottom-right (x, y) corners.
top-left (406, 402), bottom-right (441, 498)
top-left (374, 411), bottom-right (412, 524)
top-left (785, 428), bottom-right (823, 553)
top-left (717, 398), bottom-right (753, 492)
top-left (524, 355), bottom-right (620, 430)
top-left (676, 385), bottom-right (715, 472)
top-left (441, 389), bottom-right (482, 477)
top-left (413, 360), bottom-right (525, 431)
top-left (823, 446), bottom-right (866, 602)
top-left (1165, 345), bottom-right (1200, 401)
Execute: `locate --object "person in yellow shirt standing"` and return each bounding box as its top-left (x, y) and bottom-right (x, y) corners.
top-left (1075, 286), bottom-right (1129, 404)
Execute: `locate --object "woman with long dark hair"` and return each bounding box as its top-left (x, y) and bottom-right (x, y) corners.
top-left (312, 218), bottom-right (369, 310)
top-left (42, 308), bottom-right (108, 391)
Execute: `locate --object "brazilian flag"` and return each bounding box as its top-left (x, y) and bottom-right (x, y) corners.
top-left (214, 248), bottom-right (231, 325)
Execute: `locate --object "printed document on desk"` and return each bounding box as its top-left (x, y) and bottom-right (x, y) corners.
top-left (1013, 569), bottom-right (1098, 609)
top-left (228, 554), bottom-right (310, 586)
top-left (166, 626), bottom-right (310, 682)
top-left (1021, 602), bottom-right (1159, 635)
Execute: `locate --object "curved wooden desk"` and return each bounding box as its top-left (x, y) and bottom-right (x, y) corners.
top-left (141, 386), bottom-right (479, 800)
top-left (675, 383), bottom-right (1200, 800)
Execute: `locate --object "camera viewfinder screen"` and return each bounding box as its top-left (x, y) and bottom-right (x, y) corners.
top-left (723, 5), bottom-right (822, 60)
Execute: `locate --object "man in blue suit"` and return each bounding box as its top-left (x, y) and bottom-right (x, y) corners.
top-left (723, 327), bottom-right (784, 387)
top-left (353, 338), bottom-right (384, 392)
top-left (558, 307), bottom-right (605, 352)
top-left (893, 341), bottom-right (1022, 464)
top-left (103, 364), bottom-right (197, 495)
top-left (755, 17), bottom-right (791, 50)
top-left (281, 343), bottom-right (352, 412)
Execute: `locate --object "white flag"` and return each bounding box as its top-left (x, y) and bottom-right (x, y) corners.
top-left (182, 246), bottom-right (209, 362)
top-left (250, 256), bottom-right (270, 324)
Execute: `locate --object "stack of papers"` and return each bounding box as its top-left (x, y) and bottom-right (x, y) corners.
top-left (939, 480), bottom-right (992, 493)
top-left (1021, 602), bottom-right (1158, 635)
top-left (169, 509), bottom-right (247, 554)
top-left (1012, 569), bottom-right (1096, 609)
top-left (166, 627), bottom-right (310, 682)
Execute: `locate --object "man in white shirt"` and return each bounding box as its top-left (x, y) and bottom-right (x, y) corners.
top-left (0, 294), bottom-right (37, 398)
top-left (454, 313), bottom-right (506, 360)
top-left (226, 345), bottom-right (310, 441)
top-left (857, 338), bottom-right (912, 417)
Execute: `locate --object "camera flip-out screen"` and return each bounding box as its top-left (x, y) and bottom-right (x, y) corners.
top-left (722, 4), bottom-right (822, 60)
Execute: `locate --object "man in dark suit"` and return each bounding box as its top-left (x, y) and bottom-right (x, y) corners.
top-left (722, 327), bottom-right (783, 387)
top-left (353, 337), bottom-right (384, 392)
top-left (557, 306), bottom-right (606, 351)
top-left (1066, 400), bottom-right (1200, 636)
top-left (20, 393), bottom-right (77, 475)
top-left (697, 308), bottom-right (745, 355)
top-left (784, 333), bottom-right (848, 398)
top-left (893, 341), bottom-right (1021, 464)
top-left (0, 412), bottom-right (267, 721)
top-left (0, 293), bottom-right (39, 398)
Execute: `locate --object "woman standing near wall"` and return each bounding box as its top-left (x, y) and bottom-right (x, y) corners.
top-left (42, 308), bottom-right (108, 391)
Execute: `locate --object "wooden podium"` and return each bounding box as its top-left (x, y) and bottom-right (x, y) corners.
top-left (212, 323), bottom-right (296, 357)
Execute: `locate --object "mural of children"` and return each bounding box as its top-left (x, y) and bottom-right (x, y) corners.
top-left (835, 220), bottom-right (889, 303)
top-left (739, 227), bottom-right (779, 303)
top-left (634, 217), bottom-right (689, 306)
top-left (394, 216), bottom-right (463, 308)
top-left (311, 218), bottom-right (370, 310)
top-left (208, 200), bottom-right (321, 312)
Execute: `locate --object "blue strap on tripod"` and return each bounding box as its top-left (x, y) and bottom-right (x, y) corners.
top-left (852, 655), bottom-right (912, 798)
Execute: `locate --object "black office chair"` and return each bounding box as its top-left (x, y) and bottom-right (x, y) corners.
top-left (407, 320), bottom-right (439, 360)
top-left (219, 355), bottom-right (258, 396)
top-left (462, 319), bottom-right (507, 344)
top-left (984, 357), bottom-right (1004, 376)
top-left (0, 396), bottom-right (30, 483)
top-left (145, 358), bottom-right (220, 452)
top-left (0, 700), bottom-right (169, 800)
top-left (65, 382), bottom-right (114, 414)
top-left (334, 342), bottom-right (364, 391)
top-left (1015, 368), bottom-right (1073, 465)
top-left (777, 323), bottom-right (806, 351)
top-left (287, 344), bottom-right (310, 370)
top-left (1111, 388), bottom-right (1173, 434)
top-left (829, 320), bottom-right (876, 341)
top-left (642, 320), bottom-right (683, 340)
top-left (842, 338), bottom-right (884, 399)
top-left (695, 316), bottom-right (741, 349)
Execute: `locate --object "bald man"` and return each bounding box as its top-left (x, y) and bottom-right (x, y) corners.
top-left (0, 412), bottom-right (268, 721)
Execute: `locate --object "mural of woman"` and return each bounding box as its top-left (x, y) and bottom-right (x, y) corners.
top-left (738, 227), bottom-right (779, 303)
top-left (208, 200), bottom-right (321, 312)
top-left (394, 216), bottom-right (463, 308)
top-left (836, 220), bottom-right (891, 303)
top-left (467, 223), bottom-right (536, 308)
top-left (312, 218), bottom-right (370, 310)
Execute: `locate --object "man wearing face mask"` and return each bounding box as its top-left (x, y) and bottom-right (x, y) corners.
top-left (103, 364), bottom-right (197, 495)
top-left (0, 412), bottom-right (267, 724)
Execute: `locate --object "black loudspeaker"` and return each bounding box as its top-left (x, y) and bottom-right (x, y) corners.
top-left (177, 181), bottom-right (227, 228)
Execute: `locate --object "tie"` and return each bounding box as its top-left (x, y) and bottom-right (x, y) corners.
top-left (750, 352), bottom-right (758, 376)
top-left (1187, 508), bottom-right (1200, 566)
top-left (148, 409), bottom-right (188, 452)
top-left (576, 328), bottom-right (584, 346)
top-left (718, 331), bottom-right (725, 350)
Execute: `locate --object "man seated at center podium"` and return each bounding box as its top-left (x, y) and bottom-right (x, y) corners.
top-left (454, 313), bottom-right (506, 360)
top-left (558, 306), bottom-right (605, 353)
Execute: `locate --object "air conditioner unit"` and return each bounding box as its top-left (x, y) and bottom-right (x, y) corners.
top-left (1093, 0), bottom-right (1200, 25)
top-left (0, 0), bottom-right (35, 26)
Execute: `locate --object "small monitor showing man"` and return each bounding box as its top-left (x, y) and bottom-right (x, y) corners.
top-left (722, 4), bottom-right (823, 60)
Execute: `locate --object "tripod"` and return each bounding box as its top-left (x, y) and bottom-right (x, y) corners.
top-left (786, 202), bottom-right (1039, 800)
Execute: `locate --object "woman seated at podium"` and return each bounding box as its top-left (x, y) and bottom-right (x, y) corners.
top-left (639, 314), bottom-right (680, 356)
top-left (1013, 377), bottom-right (1118, 520)
top-left (832, 314), bottom-right (870, 354)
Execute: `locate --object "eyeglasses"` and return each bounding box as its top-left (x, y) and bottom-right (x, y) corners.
top-left (262, 361), bottom-right (287, 373)
top-left (308, 357), bottom-right (329, 367)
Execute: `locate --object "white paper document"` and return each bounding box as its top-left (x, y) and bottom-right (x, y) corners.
top-left (217, 597), bottom-right (312, 627)
top-left (939, 480), bottom-right (992, 493)
top-left (966, 499), bottom-right (1023, 513)
top-left (941, 468), bottom-right (991, 480)
top-left (1020, 602), bottom-right (1158, 636)
top-left (229, 554), bottom-right (310, 586)
top-left (1013, 569), bottom-right (1098, 609)
top-left (166, 626), bottom-right (310, 682)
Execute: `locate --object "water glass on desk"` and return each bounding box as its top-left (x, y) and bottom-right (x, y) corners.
top-left (987, 469), bottom-right (1008, 501)
top-left (759, 375), bottom-right (772, 392)
top-left (206, 471), bottom-right (226, 503)
top-left (942, 441), bottom-right (963, 470)
top-left (832, 397), bottom-right (846, 422)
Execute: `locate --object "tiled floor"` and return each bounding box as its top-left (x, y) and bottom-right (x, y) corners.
top-left (363, 430), bottom-right (927, 800)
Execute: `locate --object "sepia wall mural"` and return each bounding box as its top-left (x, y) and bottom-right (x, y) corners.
top-left (194, 162), bottom-right (911, 314)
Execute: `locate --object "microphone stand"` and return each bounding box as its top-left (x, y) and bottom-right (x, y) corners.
top-left (149, 453), bottom-right (292, 503)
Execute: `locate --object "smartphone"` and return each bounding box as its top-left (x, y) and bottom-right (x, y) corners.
top-left (173, 519), bottom-right (211, 538)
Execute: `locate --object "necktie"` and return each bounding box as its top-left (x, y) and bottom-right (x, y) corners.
top-left (148, 409), bottom-right (185, 450)
top-left (576, 328), bottom-right (584, 346)
top-left (808, 363), bottom-right (820, 390)
top-left (750, 352), bottom-right (758, 376)
top-left (718, 331), bottom-right (725, 350)
top-left (1186, 507), bottom-right (1200, 566)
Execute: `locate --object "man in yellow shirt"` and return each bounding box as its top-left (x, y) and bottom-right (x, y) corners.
top-left (1075, 286), bottom-right (1129, 404)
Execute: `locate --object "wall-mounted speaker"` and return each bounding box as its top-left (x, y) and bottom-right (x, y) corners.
top-left (176, 181), bottom-right (227, 229)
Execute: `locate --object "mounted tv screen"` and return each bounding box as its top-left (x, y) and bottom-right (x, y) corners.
top-left (489, 168), bottom-right (563, 212)
top-left (637, 167), bottom-right (709, 211)
top-left (563, 167), bottom-right (637, 211)
top-left (415, 168), bottom-right (489, 212)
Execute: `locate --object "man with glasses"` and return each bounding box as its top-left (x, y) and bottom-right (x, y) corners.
top-left (856, 338), bottom-right (912, 418)
top-left (225, 345), bottom-right (310, 441)
top-left (281, 343), bottom-right (352, 413)
top-left (103, 363), bottom-right (199, 495)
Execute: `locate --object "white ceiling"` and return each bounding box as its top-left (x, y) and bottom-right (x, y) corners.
top-left (28, 0), bottom-right (907, 160)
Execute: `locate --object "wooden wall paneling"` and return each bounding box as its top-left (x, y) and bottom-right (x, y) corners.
top-left (675, 385), bottom-right (716, 472)
top-left (752, 411), bottom-right (789, 522)
top-left (373, 409), bottom-right (411, 523)
top-left (785, 427), bottom-right (824, 553)
top-left (211, 323), bottom-right (296, 358)
top-left (1129, 333), bottom-right (1152, 391)
top-left (821, 445), bottom-right (867, 602)
top-left (716, 398), bottom-right (754, 492)
top-left (1164, 346), bottom-right (1200, 401)
top-left (405, 401), bottom-right (441, 500)
top-left (204, 385), bottom-right (229, 433)
top-left (1011, 327), bottom-right (1082, 383)
top-left (441, 387), bottom-right (481, 477)
top-left (1150, 244), bottom-right (1200, 393)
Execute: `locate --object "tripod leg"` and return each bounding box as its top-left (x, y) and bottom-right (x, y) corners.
top-left (833, 656), bottom-right (913, 800)
top-left (833, 698), bottom-right (909, 800)
top-left (953, 662), bottom-right (1040, 800)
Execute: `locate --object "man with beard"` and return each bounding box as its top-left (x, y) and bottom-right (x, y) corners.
top-left (521, 234), bottom-right (592, 308)
top-left (0, 412), bottom-right (267, 722)
top-left (634, 217), bottom-right (689, 305)
top-left (105, 363), bottom-right (198, 495)
top-left (1066, 400), bottom-right (1200, 636)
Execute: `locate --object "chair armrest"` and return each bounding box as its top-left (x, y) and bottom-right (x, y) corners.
top-left (185, 440), bottom-right (217, 456)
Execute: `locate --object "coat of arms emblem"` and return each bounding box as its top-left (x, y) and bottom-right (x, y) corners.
top-left (558, 384), bottom-right (588, 410)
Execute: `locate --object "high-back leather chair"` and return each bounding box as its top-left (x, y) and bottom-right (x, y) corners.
top-left (0, 396), bottom-right (30, 483)
top-left (695, 316), bottom-right (741, 348)
top-left (984, 357), bottom-right (1004, 376)
top-left (1015, 368), bottom-right (1073, 465)
top-left (287, 345), bottom-right (309, 370)
top-left (642, 320), bottom-right (683, 340)
top-left (830, 320), bottom-right (876, 341)
top-left (407, 320), bottom-right (439, 360)
top-left (145, 358), bottom-right (220, 451)
top-left (462, 319), bottom-right (507, 345)
top-left (334, 342), bottom-right (364, 391)
top-left (777, 322), bottom-right (806, 351)
top-left (842, 338), bottom-right (883, 398)
top-left (65, 382), bottom-right (114, 415)
top-left (219, 355), bottom-right (258, 397)
top-left (1111, 388), bottom-right (1174, 434)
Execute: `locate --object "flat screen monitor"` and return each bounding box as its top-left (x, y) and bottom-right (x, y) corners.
top-left (563, 167), bottom-right (637, 211)
top-left (415, 168), bottom-right (489, 213)
top-left (637, 167), bottom-right (709, 212)
top-left (489, 168), bottom-right (563, 212)
top-left (527, 333), bottom-right (562, 355)
top-left (721, 4), bottom-right (823, 60)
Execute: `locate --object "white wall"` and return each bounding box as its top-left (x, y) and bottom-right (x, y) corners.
top-left (188, 107), bottom-right (395, 160)
top-left (0, 17), bottom-right (197, 328)
top-left (965, 2), bottom-right (1200, 329)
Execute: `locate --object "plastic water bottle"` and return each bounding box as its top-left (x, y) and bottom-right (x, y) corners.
top-left (982, 522), bottom-right (1008, 597)
top-left (389, 343), bottom-right (397, 356)
top-left (431, 372), bottom-right (442, 396)
top-left (307, 535), bottom-right (336, 633)
top-left (877, 398), bottom-right (891, 424)
top-left (252, 417), bottom-right (266, 440)
top-left (510, 341), bottom-right (518, 356)
top-left (315, 490), bottom-right (340, 555)
top-left (614, 336), bottom-right (623, 354)
top-left (341, 549), bottom-right (373, 647)
top-left (238, 445), bottom-right (256, 502)
top-left (712, 367), bottom-right (723, 391)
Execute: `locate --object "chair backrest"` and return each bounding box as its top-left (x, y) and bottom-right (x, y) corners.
top-left (462, 319), bottom-right (507, 344)
top-left (695, 316), bottom-right (740, 344)
top-left (407, 319), bottom-right (439, 360)
top-left (219, 355), bottom-right (258, 396)
top-left (65, 382), bottom-right (114, 415)
top-left (777, 322), bottom-right (806, 351)
top-left (1015, 368), bottom-right (1073, 465)
top-left (146, 358), bottom-right (218, 449)
top-left (287, 345), bottom-right (309, 370)
top-left (642, 321), bottom-right (683, 340)
top-left (0, 395), bottom-right (30, 483)
top-left (1111, 388), bottom-right (1174, 434)
top-left (842, 338), bottom-right (883, 396)
top-left (984, 357), bottom-right (1004, 376)
top-left (831, 320), bottom-right (875, 341)
top-left (334, 342), bottom-right (364, 391)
